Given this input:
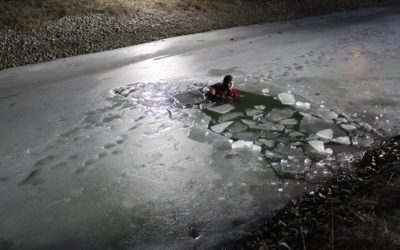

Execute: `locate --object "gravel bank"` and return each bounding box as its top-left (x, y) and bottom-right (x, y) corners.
top-left (0, 7), bottom-right (266, 70)
top-left (217, 135), bottom-right (400, 250)
top-left (2, 1), bottom-right (400, 70)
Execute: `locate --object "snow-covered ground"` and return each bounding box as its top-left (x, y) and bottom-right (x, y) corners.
top-left (1, 6), bottom-right (400, 249)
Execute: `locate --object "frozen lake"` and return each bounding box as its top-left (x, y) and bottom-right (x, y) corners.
top-left (1, 5), bottom-right (400, 249)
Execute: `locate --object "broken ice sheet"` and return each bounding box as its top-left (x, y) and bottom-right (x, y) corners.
top-left (232, 140), bottom-right (253, 149)
top-left (254, 105), bottom-right (266, 110)
top-left (288, 131), bottom-right (305, 140)
top-left (241, 119), bottom-right (258, 126)
top-left (316, 129), bottom-right (333, 140)
top-left (340, 124), bottom-right (357, 132)
top-left (316, 108), bottom-right (338, 120)
top-left (231, 131), bottom-right (259, 141)
top-left (307, 140), bottom-right (333, 156)
top-left (245, 108), bottom-right (264, 118)
top-left (299, 113), bottom-right (346, 137)
top-left (173, 92), bottom-right (204, 106)
top-left (210, 121), bottom-right (234, 133)
top-left (280, 119), bottom-right (298, 126)
top-left (260, 130), bottom-right (282, 139)
top-left (278, 92), bottom-right (296, 105)
top-left (352, 135), bottom-right (374, 147)
top-left (227, 121), bottom-right (248, 133)
top-left (257, 139), bottom-right (276, 149)
top-left (250, 121), bottom-right (285, 132)
top-left (218, 112), bottom-right (244, 123)
top-left (207, 104), bottom-right (234, 114)
top-left (295, 101), bottom-right (310, 109)
top-left (267, 108), bottom-right (294, 122)
top-left (331, 136), bottom-right (351, 145)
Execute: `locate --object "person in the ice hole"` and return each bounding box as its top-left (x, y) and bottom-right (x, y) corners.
top-left (205, 75), bottom-right (240, 102)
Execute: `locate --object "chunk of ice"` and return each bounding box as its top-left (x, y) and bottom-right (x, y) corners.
top-left (173, 92), bottom-right (204, 106)
top-left (340, 124), bottom-right (357, 131)
top-left (218, 112), bottom-right (243, 123)
top-left (267, 108), bottom-right (294, 122)
top-left (210, 121), bottom-right (234, 133)
top-left (251, 144), bottom-right (262, 151)
top-left (245, 109), bottom-right (264, 117)
top-left (227, 121), bottom-right (248, 133)
top-left (232, 140), bottom-right (245, 149)
top-left (232, 140), bottom-right (254, 149)
top-left (288, 131), bottom-right (305, 139)
top-left (295, 101), bottom-right (310, 109)
top-left (250, 121), bottom-right (285, 132)
top-left (257, 139), bottom-right (276, 149)
top-left (241, 119), bottom-right (258, 126)
top-left (280, 119), bottom-right (298, 126)
top-left (232, 131), bottom-right (259, 141)
top-left (278, 92), bottom-right (296, 105)
top-left (317, 108), bottom-right (338, 120)
top-left (308, 140), bottom-right (333, 155)
top-left (254, 105), bottom-right (266, 110)
top-left (332, 136), bottom-right (351, 145)
top-left (316, 129), bottom-right (333, 140)
top-left (352, 135), bottom-right (374, 147)
top-left (207, 104), bottom-right (234, 114)
top-left (262, 88), bottom-right (270, 94)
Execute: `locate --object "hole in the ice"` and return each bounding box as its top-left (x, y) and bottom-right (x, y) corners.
top-left (112, 82), bottom-right (381, 183)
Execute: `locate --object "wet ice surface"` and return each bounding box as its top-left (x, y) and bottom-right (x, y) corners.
top-left (1, 5), bottom-right (400, 250)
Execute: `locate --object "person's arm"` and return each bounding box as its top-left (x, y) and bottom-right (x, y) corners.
top-left (229, 89), bottom-right (240, 98)
top-left (209, 87), bottom-right (216, 96)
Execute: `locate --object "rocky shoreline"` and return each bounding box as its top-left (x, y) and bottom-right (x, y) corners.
top-left (2, 1), bottom-right (400, 70)
top-left (217, 135), bottom-right (400, 250)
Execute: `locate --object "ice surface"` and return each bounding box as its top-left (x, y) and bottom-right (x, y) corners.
top-left (278, 92), bottom-right (296, 105)
top-left (210, 121), bottom-right (234, 133)
top-left (1, 6), bottom-right (399, 250)
top-left (206, 104), bottom-right (234, 114)
top-left (227, 121), bottom-right (248, 133)
top-left (267, 108), bottom-right (294, 122)
top-left (218, 112), bottom-right (244, 123)
top-left (173, 92), bottom-right (204, 106)
top-left (295, 101), bottom-right (311, 109)
top-left (331, 136), bottom-right (351, 145)
top-left (316, 129), bottom-right (334, 140)
top-left (308, 140), bottom-right (333, 155)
